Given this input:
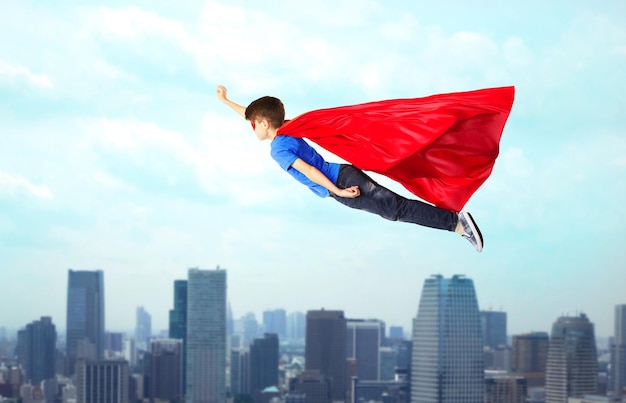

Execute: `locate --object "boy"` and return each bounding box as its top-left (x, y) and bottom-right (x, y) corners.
top-left (216, 85), bottom-right (496, 252)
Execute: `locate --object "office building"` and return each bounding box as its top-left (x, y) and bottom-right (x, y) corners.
top-left (145, 339), bottom-right (183, 402)
top-left (346, 319), bottom-right (385, 380)
top-left (379, 346), bottom-right (398, 381)
top-left (481, 311), bottom-right (507, 349)
top-left (250, 333), bottom-right (279, 394)
top-left (411, 275), bottom-right (483, 402)
top-left (288, 311), bottom-right (306, 342)
top-left (105, 332), bottom-right (124, 353)
top-left (263, 309), bottom-right (287, 340)
top-left (545, 314), bottom-right (598, 402)
top-left (389, 326), bottom-right (404, 340)
top-left (306, 310), bottom-right (347, 401)
top-left (75, 359), bottom-right (129, 403)
top-left (169, 280), bottom-right (188, 340)
top-left (66, 269), bottom-right (105, 375)
top-left (611, 304), bottom-right (626, 398)
top-left (135, 306), bottom-right (152, 351)
top-left (17, 316), bottom-right (57, 385)
top-left (169, 279), bottom-right (188, 395)
top-left (230, 348), bottom-right (249, 396)
top-left (511, 332), bottom-right (549, 388)
top-left (186, 267), bottom-right (227, 403)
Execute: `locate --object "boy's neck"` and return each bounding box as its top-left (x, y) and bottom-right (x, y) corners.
top-left (268, 127), bottom-right (278, 140)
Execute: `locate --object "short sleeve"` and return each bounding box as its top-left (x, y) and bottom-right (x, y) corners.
top-left (270, 137), bottom-right (299, 171)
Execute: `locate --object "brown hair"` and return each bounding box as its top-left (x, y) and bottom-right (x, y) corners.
top-left (245, 96), bottom-right (285, 129)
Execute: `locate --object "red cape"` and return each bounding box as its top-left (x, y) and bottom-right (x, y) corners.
top-left (277, 86), bottom-right (515, 212)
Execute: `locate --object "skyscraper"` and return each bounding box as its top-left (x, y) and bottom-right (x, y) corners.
top-left (135, 306), bottom-right (152, 351)
top-left (346, 319), bottom-right (385, 380)
top-left (169, 279), bottom-right (188, 396)
top-left (230, 348), bottom-right (249, 396)
top-left (511, 332), bottom-right (549, 388)
top-left (411, 274), bottom-right (483, 403)
top-left (306, 310), bottom-right (347, 401)
top-left (288, 311), bottom-right (306, 342)
top-left (169, 280), bottom-right (188, 340)
top-left (545, 314), bottom-right (598, 402)
top-left (250, 333), bottom-right (279, 395)
top-left (17, 317), bottom-right (57, 385)
top-left (186, 267), bottom-right (227, 403)
top-left (242, 313), bottom-right (260, 346)
top-left (66, 270), bottom-right (105, 375)
top-left (145, 339), bottom-right (183, 402)
top-left (263, 309), bottom-right (287, 340)
top-left (480, 311), bottom-right (507, 349)
top-left (611, 304), bottom-right (626, 398)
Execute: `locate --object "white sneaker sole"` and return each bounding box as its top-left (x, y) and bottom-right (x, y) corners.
top-left (461, 211), bottom-right (483, 253)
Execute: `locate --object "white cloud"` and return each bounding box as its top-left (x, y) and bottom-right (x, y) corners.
top-left (0, 60), bottom-right (53, 89)
top-left (0, 171), bottom-right (54, 199)
top-left (95, 6), bottom-right (201, 54)
top-left (87, 116), bottom-right (282, 206)
top-left (379, 13), bottom-right (419, 42)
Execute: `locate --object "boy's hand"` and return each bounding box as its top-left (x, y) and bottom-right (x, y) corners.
top-left (216, 85), bottom-right (228, 103)
top-left (334, 186), bottom-right (360, 198)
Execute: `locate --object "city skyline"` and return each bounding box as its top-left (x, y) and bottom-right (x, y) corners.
top-left (1, 0), bottom-right (625, 338)
top-left (0, 267), bottom-right (623, 341)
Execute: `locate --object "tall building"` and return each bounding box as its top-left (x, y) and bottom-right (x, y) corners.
top-left (379, 346), bottom-right (398, 380)
top-left (145, 339), bottom-right (183, 402)
top-left (306, 310), bottom-right (347, 401)
top-left (389, 326), bottom-right (404, 340)
top-left (346, 319), bottom-right (385, 380)
top-left (545, 314), bottom-right (598, 402)
top-left (611, 304), bottom-right (626, 398)
top-left (263, 309), bottom-right (287, 339)
top-left (411, 274), bottom-right (483, 403)
top-left (242, 313), bottom-right (260, 346)
top-left (230, 348), bottom-right (250, 396)
top-left (227, 303), bottom-right (234, 340)
top-left (66, 270), bottom-right (105, 375)
top-left (105, 332), bottom-right (124, 353)
top-left (511, 332), bottom-right (549, 388)
top-left (135, 306), bottom-right (152, 351)
top-left (76, 359), bottom-right (129, 403)
top-left (169, 280), bottom-right (188, 340)
top-left (186, 267), bottom-right (227, 403)
top-left (169, 279), bottom-right (188, 395)
top-left (17, 317), bottom-right (57, 385)
top-left (481, 311), bottom-right (507, 349)
top-left (288, 311), bottom-right (306, 342)
top-left (250, 333), bottom-right (279, 394)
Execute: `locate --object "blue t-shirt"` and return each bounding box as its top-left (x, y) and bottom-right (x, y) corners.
top-left (270, 135), bottom-right (340, 197)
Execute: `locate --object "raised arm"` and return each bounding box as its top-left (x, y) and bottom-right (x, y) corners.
top-left (291, 158), bottom-right (360, 198)
top-left (216, 85), bottom-right (246, 118)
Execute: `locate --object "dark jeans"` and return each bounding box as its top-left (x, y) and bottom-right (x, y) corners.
top-left (330, 165), bottom-right (458, 231)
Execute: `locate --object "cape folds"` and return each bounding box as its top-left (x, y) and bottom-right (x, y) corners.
top-left (277, 86), bottom-right (515, 212)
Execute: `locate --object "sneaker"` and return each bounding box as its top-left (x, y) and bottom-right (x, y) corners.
top-left (458, 211), bottom-right (483, 252)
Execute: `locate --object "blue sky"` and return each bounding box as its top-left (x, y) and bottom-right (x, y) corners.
top-left (1, 0), bottom-right (625, 338)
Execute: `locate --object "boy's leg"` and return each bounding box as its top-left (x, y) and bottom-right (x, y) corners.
top-left (330, 165), bottom-right (457, 231)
